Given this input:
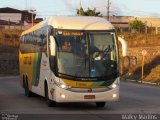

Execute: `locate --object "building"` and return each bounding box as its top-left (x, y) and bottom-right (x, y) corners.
top-left (106, 16), bottom-right (134, 32)
top-left (103, 16), bottom-right (160, 34)
top-left (0, 7), bottom-right (36, 29)
top-left (136, 17), bottom-right (160, 34)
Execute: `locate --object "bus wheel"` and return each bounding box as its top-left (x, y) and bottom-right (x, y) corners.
top-left (24, 80), bottom-right (32, 97)
top-left (96, 102), bottom-right (106, 108)
top-left (45, 83), bottom-right (56, 107)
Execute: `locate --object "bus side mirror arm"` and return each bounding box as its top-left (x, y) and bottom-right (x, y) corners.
top-left (50, 36), bottom-right (56, 56)
top-left (118, 37), bottom-right (128, 57)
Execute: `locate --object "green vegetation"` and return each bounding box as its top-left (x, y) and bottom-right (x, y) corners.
top-left (76, 7), bottom-right (102, 16)
top-left (129, 18), bottom-right (146, 33)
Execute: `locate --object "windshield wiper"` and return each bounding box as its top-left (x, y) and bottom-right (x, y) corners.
top-left (58, 72), bottom-right (77, 80)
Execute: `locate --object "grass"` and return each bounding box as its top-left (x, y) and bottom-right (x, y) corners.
top-left (117, 32), bottom-right (160, 48)
top-left (0, 30), bottom-right (159, 82)
top-left (0, 29), bottom-right (22, 76)
top-left (118, 32), bottom-right (160, 82)
top-left (0, 29), bottom-right (22, 51)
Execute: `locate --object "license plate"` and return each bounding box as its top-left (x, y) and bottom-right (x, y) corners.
top-left (84, 95), bottom-right (95, 99)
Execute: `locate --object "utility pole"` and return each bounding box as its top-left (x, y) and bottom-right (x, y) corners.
top-left (29, 9), bottom-right (36, 27)
top-left (32, 13), bottom-right (34, 26)
top-left (25, 0), bottom-right (28, 10)
top-left (107, 0), bottom-right (110, 21)
top-left (79, 0), bottom-right (82, 16)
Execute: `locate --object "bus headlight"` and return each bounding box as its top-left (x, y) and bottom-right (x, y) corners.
top-left (54, 80), bottom-right (72, 90)
top-left (109, 78), bottom-right (120, 89)
top-left (112, 93), bottom-right (117, 98)
top-left (60, 84), bottom-right (67, 89)
top-left (60, 94), bottom-right (66, 99)
top-left (59, 84), bottom-right (71, 90)
top-left (111, 83), bottom-right (117, 89)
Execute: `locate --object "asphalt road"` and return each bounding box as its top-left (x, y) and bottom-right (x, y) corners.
top-left (0, 76), bottom-right (160, 120)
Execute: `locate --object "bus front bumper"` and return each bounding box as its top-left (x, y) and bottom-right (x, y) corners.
top-left (52, 86), bottom-right (119, 103)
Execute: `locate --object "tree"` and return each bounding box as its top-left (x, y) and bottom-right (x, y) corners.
top-left (77, 7), bottom-right (85, 16)
top-left (77, 7), bottom-right (102, 17)
top-left (129, 18), bottom-right (145, 33)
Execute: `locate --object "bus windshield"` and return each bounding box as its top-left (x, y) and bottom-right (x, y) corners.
top-left (55, 30), bottom-right (118, 80)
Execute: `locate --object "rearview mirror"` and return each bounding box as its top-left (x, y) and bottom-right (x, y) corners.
top-left (50, 36), bottom-right (56, 56)
top-left (118, 36), bottom-right (127, 57)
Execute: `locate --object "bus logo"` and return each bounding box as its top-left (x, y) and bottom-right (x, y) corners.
top-left (88, 88), bottom-right (92, 93)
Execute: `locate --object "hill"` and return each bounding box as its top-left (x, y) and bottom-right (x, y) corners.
top-left (118, 32), bottom-right (160, 48)
top-left (0, 29), bottom-right (21, 52)
top-left (118, 32), bottom-right (160, 83)
top-left (0, 29), bottom-right (21, 75)
top-left (0, 29), bottom-right (159, 83)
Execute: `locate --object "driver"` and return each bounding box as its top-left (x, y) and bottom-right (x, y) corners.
top-left (61, 41), bottom-right (71, 51)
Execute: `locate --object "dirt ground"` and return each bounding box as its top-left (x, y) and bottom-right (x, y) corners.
top-left (0, 51), bottom-right (19, 76)
top-left (0, 31), bottom-right (159, 83)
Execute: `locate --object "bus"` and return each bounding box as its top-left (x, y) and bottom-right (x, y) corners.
top-left (19, 16), bottom-right (127, 107)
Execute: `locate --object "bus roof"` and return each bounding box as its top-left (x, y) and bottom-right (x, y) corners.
top-left (21, 16), bottom-right (114, 36)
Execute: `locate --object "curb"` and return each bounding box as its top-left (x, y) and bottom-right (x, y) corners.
top-left (122, 78), bottom-right (160, 86)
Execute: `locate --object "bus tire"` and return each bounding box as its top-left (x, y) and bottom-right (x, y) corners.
top-left (96, 102), bottom-right (106, 108)
top-left (24, 80), bottom-right (32, 97)
top-left (45, 83), bottom-right (56, 107)
top-left (23, 75), bottom-right (25, 88)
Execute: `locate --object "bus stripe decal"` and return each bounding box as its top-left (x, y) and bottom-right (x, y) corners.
top-left (32, 53), bottom-right (42, 86)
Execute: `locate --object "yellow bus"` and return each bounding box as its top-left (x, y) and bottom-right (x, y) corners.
top-left (19, 16), bottom-right (126, 107)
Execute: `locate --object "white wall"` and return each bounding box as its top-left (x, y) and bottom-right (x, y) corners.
top-left (0, 13), bottom-right (22, 23)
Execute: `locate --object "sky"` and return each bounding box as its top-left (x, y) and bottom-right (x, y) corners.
top-left (0, 0), bottom-right (160, 18)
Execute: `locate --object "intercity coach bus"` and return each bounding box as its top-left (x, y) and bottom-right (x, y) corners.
top-left (19, 16), bottom-right (127, 107)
